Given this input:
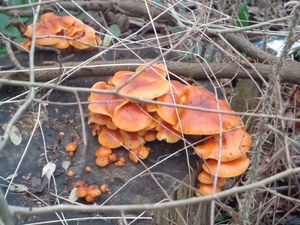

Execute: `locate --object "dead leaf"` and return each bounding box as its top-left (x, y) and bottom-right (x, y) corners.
top-left (68, 187), bottom-right (79, 202)
top-left (6, 173), bottom-right (18, 180)
top-left (2, 123), bottom-right (7, 131)
top-left (9, 183), bottom-right (28, 193)
top-left (61, 161), bottom-right (71, 172)
top-left (10, 125), bottom-right (22, 145)
top-left (42, 162), bottom-right (56, 180)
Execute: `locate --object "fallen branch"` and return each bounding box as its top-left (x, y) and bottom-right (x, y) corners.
top-left (2, 59), bottom-right (300, 84)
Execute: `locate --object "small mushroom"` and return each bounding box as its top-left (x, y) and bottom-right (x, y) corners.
top-left (76, 186), bottom-right (87, 198)
top-left (95, 156), bottom-right (109, 167)
top-left (87, 184), bottom-right (101, 198)
top-left (95, 146), bottom-right (112, 157)
top-left (65, 142), bottom-right (78, 152)
top-left (129, 145), bottom-right (150, 163)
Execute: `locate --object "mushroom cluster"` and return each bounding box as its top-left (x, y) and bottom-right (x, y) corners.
top-left (195, 128), bottom-right (252, 195)
top-left (88, 63), bottom-right (252, 195)
top-left (72, 180), bottom-right (111, 203)
top-left (20, 12), bottom-right (101, 50)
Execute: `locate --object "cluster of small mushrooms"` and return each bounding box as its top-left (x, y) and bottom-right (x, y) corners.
top-left (20, 12), bottom-right (101, 50)
top-left (71, 180), bottom-right (111, 203)
top-left (88, 62), bottom-right (252, 196)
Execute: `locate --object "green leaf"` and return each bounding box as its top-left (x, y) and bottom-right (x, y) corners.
top-left (235, 2), bottom-right (249, 27)
top-left (10, 17), bottom-right (30, 23)
top-left (76, 12), bottom-right (87, 20)
top-left (13, 36), bottom-right (28, 44)
top-left (2, 26), bottom-right (22, 37)
top-left (168, 26), bottom-right (186, 37)
top-left (215, 214), bottom-right (225, 222)
top-left (103, 24), bottom-right (121, 47)
top-left (0, 13), bottom-right (10, 31)
top-left (0, 47), bottom-right (7, 55)
top-left (152, 0), bottom-right (164, 9)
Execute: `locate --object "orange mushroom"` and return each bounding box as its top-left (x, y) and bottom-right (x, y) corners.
top-left (85, 195), bottom-right (94, 203)
top-left (156, 91), bottom-right (183, 126)
top-left (88, 113), bottom-right (110, 125)
top-left (65, 142), bottom-right (78, 152)
top-left (120, 130), bottom-right (145, 149)
top-left (112, 103), bottom-right (153, 132)
top-left (143, 130), bottom-right (157, 142)
top-left (24, 22), bottom-right (60, 46)
top-left (135, 62), bottom-right (167, 81)
top-left (76, 186), bottom-right (87, 198)
top-left (98, 127), bottom-right (123, 148)
top-left (95, 156), bottom-right (109, 167)
top-left (95, 146), bottom-right (112, 157)
top-left (129, 145), bottom-right (151, 163)
top-left (66, 20), bottom-right (85, 37)
top-left (197, 170), bottom-right (227, 187)
top-left (88, 81), bottom-right (127, 117)
top-left (110, 63), bottom-right (170, 100)
top-left (69, 25), bottom-right (101, 49)
top-left (156, 125), bottom-right (182, 143)
top-left (195, 184), bottom-right (221, 196)
top-left (87, 184), bottom-right (101, 198)
top-left (173, 85), bottom-right (241, 135)
top-left (202, 156), bottom-right (250, 178)
top-left (195, 128), bottom-right (252, 162)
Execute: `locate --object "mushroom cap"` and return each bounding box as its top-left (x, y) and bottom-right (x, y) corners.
top-left (129, 145), bottom-right (151, 163)
top-left (69, 25), bottom-right (101, 49)
top-left (110, 70), bottom-right (135, 87)
top-left (173, 85), bottom-right (241, 135)
top-left (98, 127), bottom-right (124, 149)
top-left (197, 170), bottom-right (227, 187)
top-left (195, 184), bottom-right (221, 196)
top-left (85, 195), bottom-right (94, 203)
top-left (105, 118), bottom-right (118, 130)
top-left (40, 12), bottom-right (76, 33)
top-left (111, 63), bottom-right (170, 100)
top-left (112, 103), bottom-right (153, 132)
top-left (24, 22), bottom-right (60, 45)
top-left (52, 38), bottom-right (69, 49)
top-left (143, 130), bottom-right (157, 142)
top-left (120, 130), bottom-right (145, 149)
top-left (145, 103), bottom-right (158, 112)
top-left (88, 113), bottom-right (110, 125)
top-left (156, 125), bottom-right (181, 143)
top-left (76, 186), bottom-right (87, 197)
top-left (88, 81), bottom-right (127, 117)
top-left (66, 20), bottom-right (85, 37)
top-left (20, 38), bottom-right (32, 50)
top-left (195, 128), bottom-right (252, 162)
top-left (202, 156), bottom-right (250, 178)
top-left (95, 146), bottom-right (112, 157)
top-left (157, 91), bottom-right (182, 125)
top-left (119, 75), bottom-right (170, 100)
top-left (135, 62), bottom-right (167, 81)
top-left (87, 184), bottom-right (101, 197)
top-left (65, 142), bottom-right (78, 152)
top-left (169, 80), bottom-right (187, 97)
top-left (95, 156), bottom-right (109, 167)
